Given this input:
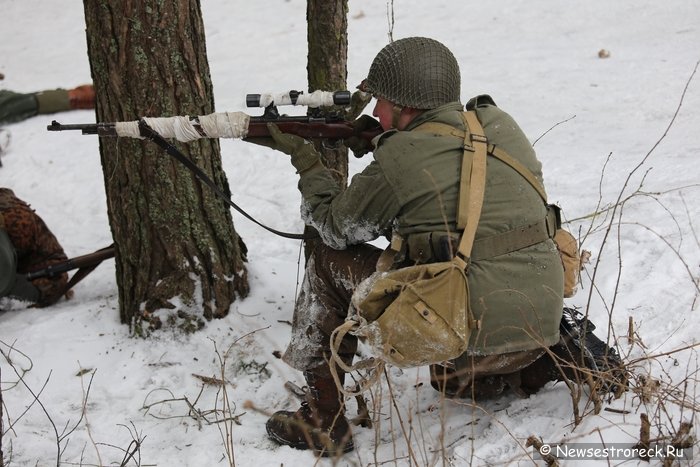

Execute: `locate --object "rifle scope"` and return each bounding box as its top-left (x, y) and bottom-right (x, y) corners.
top-left (246, 90), bottom-right (351, 108)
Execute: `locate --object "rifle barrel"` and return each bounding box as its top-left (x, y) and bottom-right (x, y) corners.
top-left (47, 121), bottom-right (117, 136)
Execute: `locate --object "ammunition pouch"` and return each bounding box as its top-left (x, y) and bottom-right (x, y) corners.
top-left (405, 231), bottom-right (460, 263)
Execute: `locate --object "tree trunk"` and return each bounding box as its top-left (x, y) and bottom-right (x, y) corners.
top-left (307, 0), bottom-right (349, 187)
top-left (305, 0), bottom-right (350, 256)
top-left (83, 0), bottom-right (248, 334)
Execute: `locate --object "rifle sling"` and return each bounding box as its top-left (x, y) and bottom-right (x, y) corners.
top-left (137, 120), bottom-right (312, 241)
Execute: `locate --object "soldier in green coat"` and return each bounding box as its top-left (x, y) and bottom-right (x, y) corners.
top-left (0, 84), bottom-right (94, 125)
top-left (263, 37), bottom-right (619, 456)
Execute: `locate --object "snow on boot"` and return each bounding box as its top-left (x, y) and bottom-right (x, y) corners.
top-left (266, 370), bottom-right (353, 456)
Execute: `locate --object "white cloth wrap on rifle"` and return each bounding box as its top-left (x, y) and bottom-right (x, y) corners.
top-left (113, 112), bottom-right (251, 141)
top-left (257, 90), bottom-right (336, 108)
top-left (199, 112), bottom-right (250, 139)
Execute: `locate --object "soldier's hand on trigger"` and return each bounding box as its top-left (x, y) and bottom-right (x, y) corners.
top-left (267, 123), bottom-right (322, 174)
top-left (344, 115), bottom-right (381, 158)
top-left (243, 135), bottom-right (280, 152)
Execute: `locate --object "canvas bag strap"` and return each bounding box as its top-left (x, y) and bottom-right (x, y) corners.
top-left (455, 111), bottom-right (488, 263)
top-left (488, 145), bottom-right (547, 202)
top-left (413, 121), bottom-right (548, 204)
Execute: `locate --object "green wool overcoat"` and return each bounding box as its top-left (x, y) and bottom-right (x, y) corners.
top-left (297, 101), bottom-right (564, 356)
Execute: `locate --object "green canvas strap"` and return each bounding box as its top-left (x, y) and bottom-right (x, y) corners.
top-left (488, 144), bottom-right (547, 202)
top-left (471, 206), bottom-right (559, 260)
top-left (412, 109), bottom-right (556, 263)
top-left (406, 111), bottom-right (486, 269)
top-left (412, 120), bottom-right (548, 203)
top-left (455, 111), bottom-right (487, 264)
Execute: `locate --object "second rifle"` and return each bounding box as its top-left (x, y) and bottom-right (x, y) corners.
top-left (26, 245), bottom-right (115, 281)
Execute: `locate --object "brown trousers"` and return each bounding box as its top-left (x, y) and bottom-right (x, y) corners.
top-left (283, 242), bottom-right (549, 393)
top-left (283, 242), bottom-right (382, 371)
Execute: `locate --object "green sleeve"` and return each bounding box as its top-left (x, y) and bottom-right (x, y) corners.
top-left (0, 90), bottom-right (39, 124)
top-left (34, 89), bottom-right (70, 115)
top-left (297, 161), bottom-right (401, 249)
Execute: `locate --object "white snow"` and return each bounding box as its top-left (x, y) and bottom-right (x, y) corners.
top-left (1, 0), bottom-right (699, 465)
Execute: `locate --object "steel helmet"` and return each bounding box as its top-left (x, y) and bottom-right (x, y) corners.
top-left (361, 37), bottom-right (461, 109)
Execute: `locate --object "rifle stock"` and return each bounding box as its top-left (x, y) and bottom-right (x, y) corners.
top-left (246, 120), bottom-right (380, 142)
top-left (26, 245), bottom-right (115, 281)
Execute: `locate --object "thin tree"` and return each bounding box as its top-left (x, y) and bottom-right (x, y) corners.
top-left (307, 0), bottom-right (350, 186)
top-left (305, 0), bottom-right (362, 256)
top-left (83, 1), bottom-right (249, 334)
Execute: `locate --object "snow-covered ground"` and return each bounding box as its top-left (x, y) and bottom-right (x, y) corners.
top-left (1, 0), bottom-right (699, 465)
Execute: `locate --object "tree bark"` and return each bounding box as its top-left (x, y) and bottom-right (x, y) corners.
top-left (83, 0), bottom-right (248, 334)
top-left (306, 0), bottom-right (349, 187)
top-left (305, 0), bottom-right (350, 256)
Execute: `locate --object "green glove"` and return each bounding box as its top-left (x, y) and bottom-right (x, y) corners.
top-left (267, 123), bottom-right (322, 173)
top-left (243, 136), bottom-right (279, 151)
top-left (343, 115), bottom-right (382, 158)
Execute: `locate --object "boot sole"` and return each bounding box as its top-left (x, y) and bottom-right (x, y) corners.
top-left (266, 414), bottom-right (354, 456)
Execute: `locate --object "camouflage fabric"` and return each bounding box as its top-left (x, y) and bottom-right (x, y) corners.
top-left (294, 100), bottom-right (563, 357)
top-left (0, 188), bottom-right (68, 305)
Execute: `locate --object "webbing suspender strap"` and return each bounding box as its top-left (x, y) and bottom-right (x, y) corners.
top-left (412, 111), bottom-right (557, 262)
top-left (488, 145), bottom-right (547, 202)
top-left (377, 111), bottom-right (487, 272)
top-left (412, 119), bottom-right (547, 203)
top-left (454, 111), bottom-right (487, 265)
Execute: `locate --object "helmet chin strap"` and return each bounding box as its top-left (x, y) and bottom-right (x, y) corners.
top-left (391, 104), bottom-right (404, 129)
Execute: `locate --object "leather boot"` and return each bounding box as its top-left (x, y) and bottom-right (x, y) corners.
top-left (266, 368), bottom-right (353, 456)
top-left (67, 85), bottom-right (95, 110)
top-left (520, 308), bottom-right (627, 395)
top-left (429, 363), bottom-right (508, 400)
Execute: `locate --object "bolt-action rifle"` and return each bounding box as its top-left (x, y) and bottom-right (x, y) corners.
top-left (26, 245), bottom-right (115, 281)
top-left (47, 90), bottom-right (381, 144)
top-left (46, 90), bottom-right (378, 240)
